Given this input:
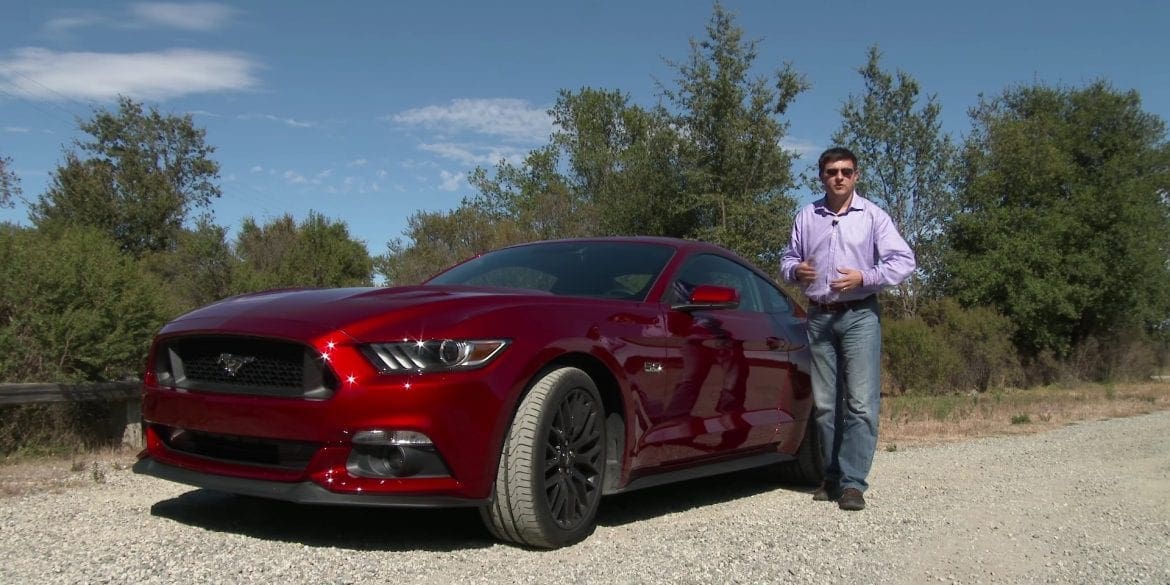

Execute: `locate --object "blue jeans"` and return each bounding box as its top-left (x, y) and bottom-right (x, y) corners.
top-left (806, 297), bottom-right (882, 493)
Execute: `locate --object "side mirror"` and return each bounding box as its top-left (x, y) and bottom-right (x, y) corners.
top-left (671, 284), bottom-right (740, 312)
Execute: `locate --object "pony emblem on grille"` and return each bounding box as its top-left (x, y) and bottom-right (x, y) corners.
top-left (217, 353), bottom-right (257, 377)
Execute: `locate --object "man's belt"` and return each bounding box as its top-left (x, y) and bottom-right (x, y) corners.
top-left (808, 294), bottom-right (876, 313)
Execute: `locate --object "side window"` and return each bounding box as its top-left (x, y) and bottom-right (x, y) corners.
top-left (756, 276), bottom-right (794, 314)
top-left (671, 254), bottom-right (763, 312)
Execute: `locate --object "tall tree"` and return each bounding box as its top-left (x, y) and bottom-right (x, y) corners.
top-left (376, 206), bottom-right (526, 285)
top-left (945, 81), bottom-right (1170, 359)
top-left (379, 88), bottom-right (689, 286)
top-left (548, 88), bottom-right (690, 237)
top-left (661, 1), bottom-right (808, 265)
top-left (829, 46), bottom-right (958, 316)
top-left (31, 96), bottom-right (221, 257)
top-left (234, 212), bottom-right (374, 290)
top-left (466, 145), bottom-right (589, 240)
top-left (383, 4), bottom-right (807, 271)
top-left (141, 218), bottom-right (238, 314)
top-left (0, 155), bottom-right (18, 209)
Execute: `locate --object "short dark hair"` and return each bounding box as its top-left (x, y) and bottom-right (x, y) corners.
top-left (818, 146), bottom-right (858, 174)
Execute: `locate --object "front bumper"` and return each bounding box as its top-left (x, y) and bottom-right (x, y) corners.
top-left (133, 456), bottom-right (486, 508)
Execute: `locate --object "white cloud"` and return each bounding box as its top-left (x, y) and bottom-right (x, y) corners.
top-left (392, 98), bottom-right (552, 143)
top-left (0, 48), bottom-right (259, 102)
top-left (250, 165), bottom-right (264, 173)
top-left (419, 142), bottom-right (527, 166)
top-left (238, 113), bottom-right (314, 128)
top-left (44, 15), bottom-right (112, 35)
top-left (130, 2), bottom-right (239, 31)
top-left (347, 158), bottom-right (368, 167)
top-left (43, 3), bottom-right (238, 35)
top-left (399, 158), bottom-right (436, 170)
top-left (283, 170), bottom-right (306, 184)
top-left (438, 170), bottom-right (464, 192)
top-left (3, 126), bottom-right (30, 133)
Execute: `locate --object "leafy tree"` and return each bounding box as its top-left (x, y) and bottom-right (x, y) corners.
top-left (234, 212), bottom-right (374, 290)
top-left (945, 81), bottom-right (1170, 360)
top-left (379, 89), bottom-right (683, 284)
top-left (829, 46), bottom-right (958, 316)
top-left (0, 155), bottom-right (18, 209)
top-left (31, 96), bottom-right (221, 257)
top-left (376, 206), bottom-right (526, 285)
top-left (141, 218), bottom-right (238, 315)
top-left (467, 145), bottom-right (589, 240)
top-left (384, 4), bottom-right (806, 270)
top-left (660, 2), bottom-right (808, 265)
top-left (0, 224), bottom-right (167, 382)
top-left (547, 88), bottom-right (690, 237)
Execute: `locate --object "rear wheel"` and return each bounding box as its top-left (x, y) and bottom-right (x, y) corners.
top-left (480, 367), bottom-right (606, 548)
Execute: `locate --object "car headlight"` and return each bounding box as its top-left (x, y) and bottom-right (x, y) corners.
top-left (359, 339), bottom-right (509, 373)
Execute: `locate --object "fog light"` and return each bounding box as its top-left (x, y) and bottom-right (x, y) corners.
top-left (346, 429), bottom-right (449, 479)
top-left (353, 429), bottom-right (433, 447)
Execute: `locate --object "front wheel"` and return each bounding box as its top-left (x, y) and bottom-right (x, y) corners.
top-left (480, 367), bottom-right (606, 548)
top-left (775, 417), bottom-right (823, 486)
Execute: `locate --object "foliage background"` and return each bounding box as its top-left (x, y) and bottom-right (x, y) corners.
top-left (0, 3), bottom-right (1167, 398)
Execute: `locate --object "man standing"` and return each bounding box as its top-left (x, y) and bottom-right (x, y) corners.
top-left (781, 146), bottom-right (915, 511)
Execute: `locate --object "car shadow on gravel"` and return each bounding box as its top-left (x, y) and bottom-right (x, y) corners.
top-left (148, 468), bottom-right (811, 551)
top-left (149, 489), bottom-right (496, 552)
top-left (597, 466), bottom-right (810, 527)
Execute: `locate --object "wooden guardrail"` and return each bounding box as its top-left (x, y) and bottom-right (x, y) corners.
top-left (0, 381), bottom-right (143, 448)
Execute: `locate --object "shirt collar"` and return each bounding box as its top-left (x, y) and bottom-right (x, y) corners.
top-left (814, 191), bottom-right (867, 216)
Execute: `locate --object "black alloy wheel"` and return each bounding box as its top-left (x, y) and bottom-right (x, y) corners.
top-left (480, 367), bottom-right (606, 548)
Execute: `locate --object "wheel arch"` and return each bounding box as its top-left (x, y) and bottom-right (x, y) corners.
top-left (494, 351), bottom-right (628, 494)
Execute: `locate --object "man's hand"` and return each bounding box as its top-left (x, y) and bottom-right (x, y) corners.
top-left (795, 259), bottom-right (817, 283)
top-left (830, 267), bottom-right (864, 292)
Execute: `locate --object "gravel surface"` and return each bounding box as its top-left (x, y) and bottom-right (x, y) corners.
top-left (2, 411), bottom-right (1168, 584)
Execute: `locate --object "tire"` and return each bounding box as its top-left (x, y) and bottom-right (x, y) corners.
top-left (776, 417), bottom-right (823, 486)
top-left (480, 367), bottom-right (606, 548)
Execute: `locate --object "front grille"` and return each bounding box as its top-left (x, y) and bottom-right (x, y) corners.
top-left (154, 424), bottom-right (318, 470)
top-left (155, 336), bottom-right (337, 399)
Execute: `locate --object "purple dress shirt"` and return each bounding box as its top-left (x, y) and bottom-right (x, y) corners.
top-left (780, 192), bottom-right (916, 304)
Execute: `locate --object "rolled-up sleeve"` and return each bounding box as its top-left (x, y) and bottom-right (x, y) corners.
top-left (779, 215), bottom-right (805, 284)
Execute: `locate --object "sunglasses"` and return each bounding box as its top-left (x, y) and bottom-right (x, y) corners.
top-left (824, 167), bottom-right (855, 178)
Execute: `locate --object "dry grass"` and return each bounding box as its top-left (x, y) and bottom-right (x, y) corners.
top-left (879, 380), bottom-right (1170, 449)
top-left (0, 447), bottom-right (134, 499)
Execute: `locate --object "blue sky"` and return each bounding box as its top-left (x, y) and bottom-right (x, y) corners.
top-left (2, 1), bottom-right (1168, 258)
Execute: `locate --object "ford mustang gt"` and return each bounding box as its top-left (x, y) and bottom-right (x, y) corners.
top-left (133, 237), bottom-right (819, 548)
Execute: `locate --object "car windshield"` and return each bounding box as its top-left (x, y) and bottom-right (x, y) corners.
top-left (426, 241), bottom-right (676, 301)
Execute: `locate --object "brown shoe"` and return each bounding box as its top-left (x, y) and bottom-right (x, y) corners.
top-left (812, 482), bottom-right (839, 502)
top-left (837, 488), bottom-right (865, 511)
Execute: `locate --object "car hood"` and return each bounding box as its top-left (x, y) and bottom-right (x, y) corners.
top-left (160, 285), bottom-right (553, 342)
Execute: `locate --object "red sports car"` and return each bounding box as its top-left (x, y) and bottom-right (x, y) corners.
top-left (134, 236), bottom-right (818, 548)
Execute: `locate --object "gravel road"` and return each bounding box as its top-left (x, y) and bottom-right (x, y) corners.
top-left (3, 411), bottom-right (1168, 585)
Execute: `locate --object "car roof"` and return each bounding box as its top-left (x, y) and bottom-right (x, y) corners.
top-left (501, 236), bottom-right (735, 256)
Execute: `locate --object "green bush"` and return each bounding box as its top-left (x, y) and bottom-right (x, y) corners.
top-left (882, 316), bottom-right (961, 395)
top-left (920, 298), bottom-right (1021, 391)
top-left (0, 224), bottom-right (167, 382)
top-left (1068, 331), bottom-right (1159, 383)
